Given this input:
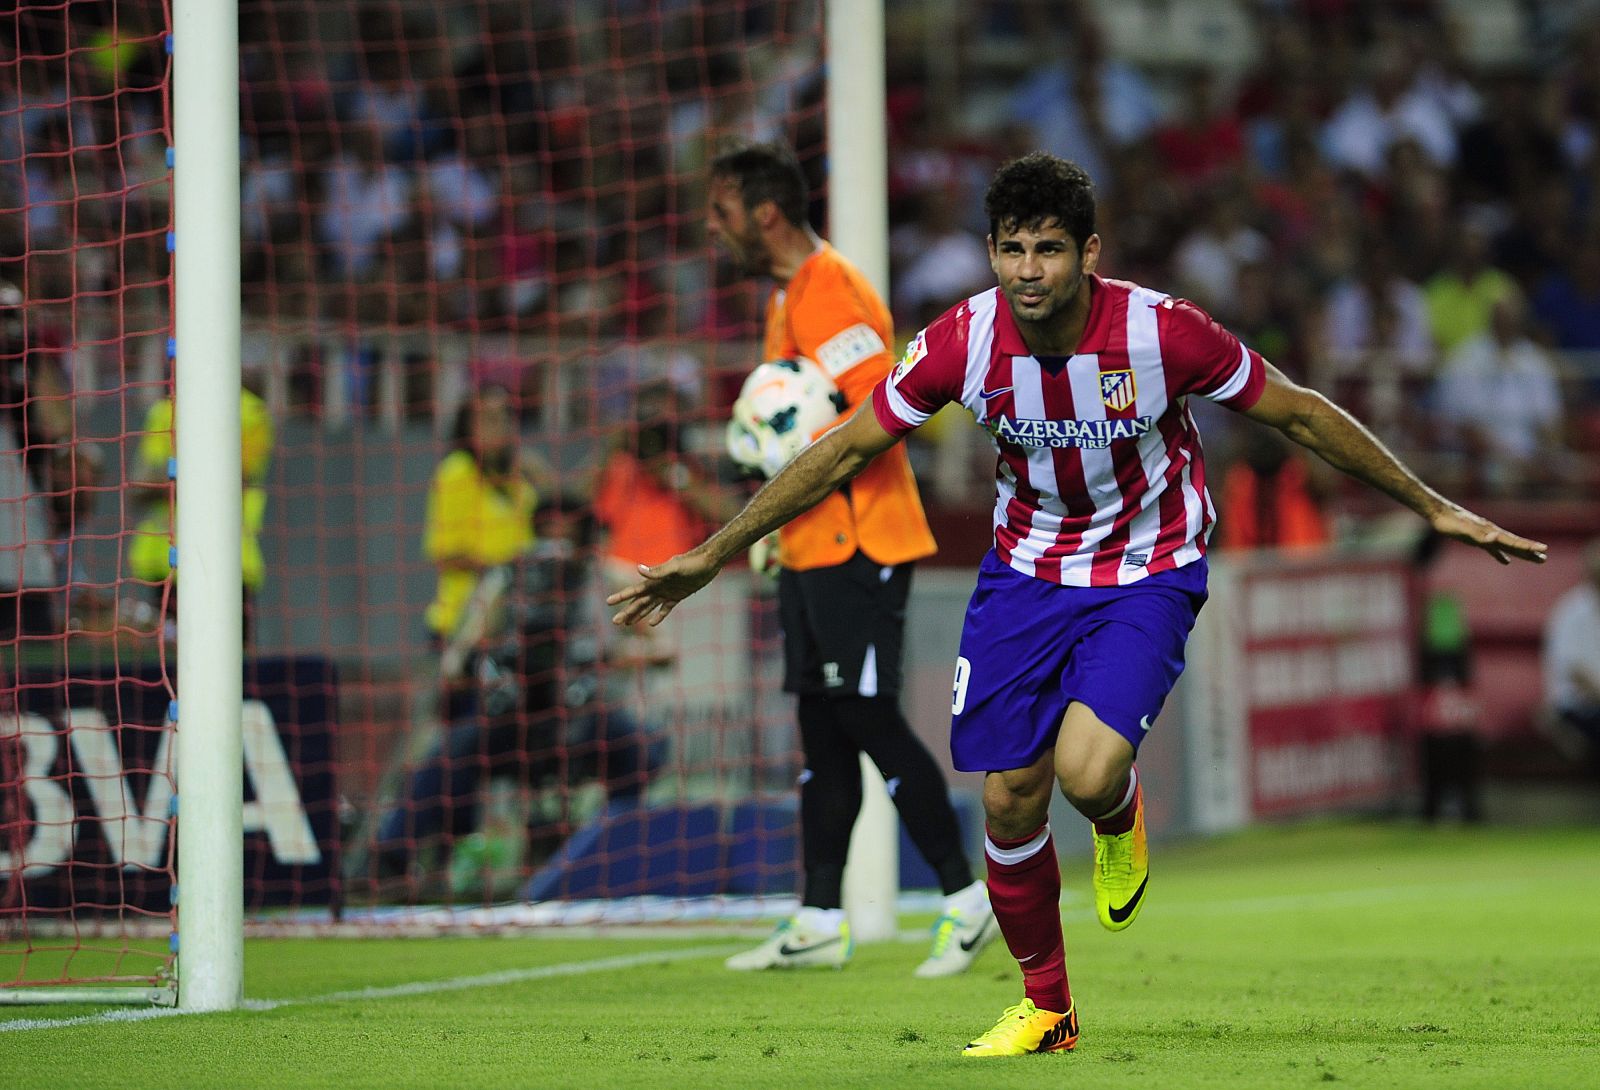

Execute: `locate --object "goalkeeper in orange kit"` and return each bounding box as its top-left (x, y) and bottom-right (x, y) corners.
top-left (704, 142), bottom-right (997, 977)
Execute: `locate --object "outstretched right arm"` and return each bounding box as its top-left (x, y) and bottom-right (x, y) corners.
top-left (607, 404), bottom-right (902, 627)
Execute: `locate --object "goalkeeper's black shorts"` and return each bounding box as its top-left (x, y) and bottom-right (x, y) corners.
top-left (778, 551), bottom-right (911, 699)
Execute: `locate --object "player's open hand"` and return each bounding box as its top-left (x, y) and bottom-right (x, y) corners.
top-left (1431, 505), bottom-right (1548, 565)
top-left (607, 549), bottom-right (722, 627)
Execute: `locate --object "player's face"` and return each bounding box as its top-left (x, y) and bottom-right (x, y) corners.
top-left (706, 176), bottom-right (770, 277)
top-left (989, 222), bottom-right (1099, 327)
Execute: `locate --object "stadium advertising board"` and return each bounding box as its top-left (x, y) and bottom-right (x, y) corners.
top-left (1183, 554), bottom-right (1416, 829)
top-left (1239, 559), bottom-right (1414, 817)
top-left (1, 657), bottom-right (337, 911)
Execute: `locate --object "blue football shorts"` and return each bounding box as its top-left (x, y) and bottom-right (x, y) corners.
top-left (948, 550), bottom-right (1209, 772)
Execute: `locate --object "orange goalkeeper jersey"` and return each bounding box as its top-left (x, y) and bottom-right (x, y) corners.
top-left (762, 242), bottom-right (937, 571)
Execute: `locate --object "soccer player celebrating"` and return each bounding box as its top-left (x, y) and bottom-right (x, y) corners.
top-left (611, 152), bottom-right (1547, 1054)
top-left (706, 142), bottom-right (999, 978)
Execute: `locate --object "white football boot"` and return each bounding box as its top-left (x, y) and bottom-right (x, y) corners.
top-left (724, 914), bottom-right (853, 971)
top-left (914, 884), bottom-right (1000, 978)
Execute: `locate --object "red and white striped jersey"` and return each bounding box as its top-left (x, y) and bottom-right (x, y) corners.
top-left (871, 276), bottom-right (1267, 586)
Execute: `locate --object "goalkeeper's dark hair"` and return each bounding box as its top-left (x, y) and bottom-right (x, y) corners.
top-left (984, 152), bottom-right (1096, 250)
top-left (710, 140), bottom-right (810, 228)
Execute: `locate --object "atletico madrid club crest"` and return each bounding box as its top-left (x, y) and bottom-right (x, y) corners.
top-left (1100, 369), bottom-right (1136, 411)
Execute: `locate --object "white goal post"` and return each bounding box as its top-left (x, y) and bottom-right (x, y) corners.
top-left (172, 0), bottom-right (245, 1012)
top-left (0, 0), bottom-right (244, 1011)
top-left (826, 0), bottom-right (901, 944)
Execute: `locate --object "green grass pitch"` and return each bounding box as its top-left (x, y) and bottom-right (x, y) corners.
top-left (3, 822), bottom-right (1598, 1089)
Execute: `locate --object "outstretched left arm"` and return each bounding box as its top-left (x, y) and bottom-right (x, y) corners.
top-left (1242, 364), bottom-right (1548, 565)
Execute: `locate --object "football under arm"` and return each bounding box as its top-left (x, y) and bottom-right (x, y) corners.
top-left (700, 402), bottom-right (901, 569)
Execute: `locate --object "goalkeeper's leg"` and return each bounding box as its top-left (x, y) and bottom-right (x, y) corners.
top-left (725, 695), bottom-right (858, 970)
top-left (836, 695), bottom-right (996, 976)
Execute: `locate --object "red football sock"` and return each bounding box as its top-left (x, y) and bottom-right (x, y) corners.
top-left (984, 823), bottom-right (1069, 1014)
top-left (1092, 767), bottom-right (1140, 837)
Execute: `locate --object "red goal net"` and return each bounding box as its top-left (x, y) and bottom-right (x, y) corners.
top-left (7, 0), bottom-right (828, 994)
top-left (247, 0), bottom-right (826, 926)
top-left (0, 2), bottom-right (177, 996)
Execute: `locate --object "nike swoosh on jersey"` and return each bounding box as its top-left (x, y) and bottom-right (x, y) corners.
top-left (1139, 715), bottom-right (1154, 732)
top-left (978, 385), bottom-right (1014, 400)
top-left (1106, 875), bottom-right (1149, 924)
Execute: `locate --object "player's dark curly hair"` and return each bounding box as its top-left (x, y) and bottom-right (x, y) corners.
top-left (709, 140), bottom-right (810, 228)
top-left (984, 152), bottom-right (1096, 250)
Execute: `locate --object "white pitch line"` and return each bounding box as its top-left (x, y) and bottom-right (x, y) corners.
top-left (0, 944), bottom-right (742, 1034)
top-left (0, 1005), bottom-right (192, 1033)
top-left (0, 875), bottom-right (1546, 1034)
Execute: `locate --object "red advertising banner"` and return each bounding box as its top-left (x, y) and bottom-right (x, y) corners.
top-left (1238, 558), bottom-right (1416, 817)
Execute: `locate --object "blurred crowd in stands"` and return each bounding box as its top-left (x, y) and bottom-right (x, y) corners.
top-left (4, 1), bottom-right (1598, 847)
top-left (883, 2), bottom-right (1600, 508)
top-left (4, 0), bottom-right (1600, 515)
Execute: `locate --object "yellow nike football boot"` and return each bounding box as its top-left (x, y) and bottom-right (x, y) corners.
top-left (960, 999), bottom-right (1079, 1056)
top-left (1092, 783), bottom-right (1148, 931)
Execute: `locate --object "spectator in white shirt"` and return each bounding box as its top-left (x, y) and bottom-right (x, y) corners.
top-left (891, 189), bottom-right (993, 329)
top-left (1171, 188), bottom-right (1270, 316)
top-left (1319, 241), bottom-right (1436, 375)
top-left (317, 122), bottom-right (415, 278)
top-left (1543, 539), bottom-right (1600, 774)
top-left (1321, 44), bottom-right (1460, 179)
top-left (1006, 8), bottom-right (1162, 196)
top-left (1434, 291), bottom-right (1565, 495)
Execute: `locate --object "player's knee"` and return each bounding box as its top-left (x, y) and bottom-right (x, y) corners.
top-left (981, 772), bottom-right (1050, 837)
top-left (1054, 710), bottom-right (1134, 810)
top-left (1056, 755), bottom-right (1127, 812)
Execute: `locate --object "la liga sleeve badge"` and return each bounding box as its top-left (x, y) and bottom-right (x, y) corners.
top-left (892, 332), bottom-right (928, 385)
